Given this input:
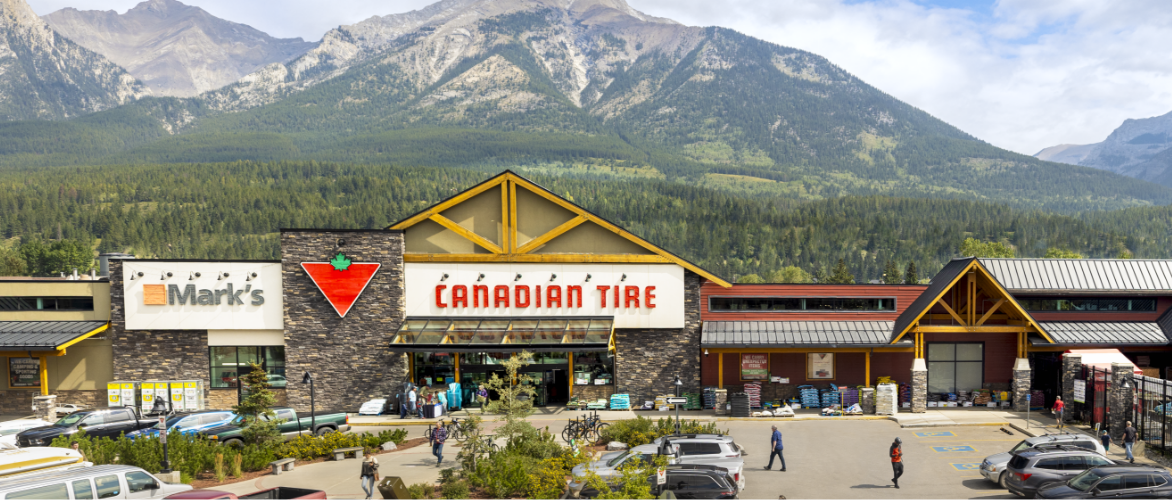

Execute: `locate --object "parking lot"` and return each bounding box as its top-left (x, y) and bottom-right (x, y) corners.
top-left (727, 420), bottom-right (1021, 499)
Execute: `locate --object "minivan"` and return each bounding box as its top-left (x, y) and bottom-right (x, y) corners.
top-left (0, 465), bottom-right (192, 499)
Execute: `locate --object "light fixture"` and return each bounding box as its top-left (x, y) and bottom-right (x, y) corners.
top-left (674, 375), bottom-right (683, 387)
top-left (477, 273), bottom-right (485, 282)
top-left (161, 271), bottom-right (172, 280)
top-left (336, 238), bottom-right (346, 247)
top-left (585, 273), bottom-right (592, 282)
top-left (441, 273), bottom-right (449, 281)
top-left (550, 274), bottom-right (557, 282)
top-left (247, 272), bottom-right (257, 282)
top-left (704, 349), bottom-right (709, 357)
top-left (1121, 376), bottom-right (1132, 390)
top-left (189, 271), bottom-right (201, 280)
top-left (132, 271), bottom-right (143, 280)
top-left (621, 273), bottom-right (627, 282)
top-left (515, 273), bottom-right (522, 281)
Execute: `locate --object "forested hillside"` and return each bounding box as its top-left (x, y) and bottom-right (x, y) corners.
top-left (3, 163), bottom-right (1169, 282)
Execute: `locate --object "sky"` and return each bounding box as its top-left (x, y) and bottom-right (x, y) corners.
top-left (25, 0), bottom-right (1172, 155)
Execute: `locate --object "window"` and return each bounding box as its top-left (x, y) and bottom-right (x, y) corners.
top-left (679, 443), bottom-right (723, 456)
top-left (8, 483), bottom-right (70, 499)
top-left (710, 297), bottom-right (895, 312)
top-left (1151, 475), bottom-right (1167, 487)
top-left (197, 414), bottom-right (225, 426)
top-left (1071, 441), bottom-right (1098, 451)
top-left (572, 351), bottom-right (614, 386)
top-left (1096, 476), bottom-right (1123, 492)
top-left (209, 346), bottom-right (286, 388)
top-left (1060, 456), bottom-right (1086, 470)
top-left (1086, 456), bottom-right (1113, 467)
top-left (0, 297), bottom-right (94, 311)
top-left (275, 409), bottom-right (295, 421)
top-left (680, 474), bottom-right (721, 489)
top-left (95, 475), bottom-right (121, 499)
top-left (72, 479), bottom-right (95, 500)
top-left (81, 413), bottom-right (107, 426)
top-left (125, 471), bottom-right (158, 494)
top-left (1035, 458), bottom-right (1064, 470)
top-left (411, 352), bottom-right (456, 386)
top-left (1124, 475), bottom-right (1150, 489)
top-left (106, 410), bottom-right (130, 422)
top-left (1018, 297), bottom-right (1156, 312)
top-left (927, 343), bottom-right (984, 394)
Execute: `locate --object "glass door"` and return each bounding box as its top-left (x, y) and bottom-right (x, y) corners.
top-left (927, 343), bottom-right (984, 394)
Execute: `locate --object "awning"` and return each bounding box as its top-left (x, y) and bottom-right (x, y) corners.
top-left (1033, 321), bottom-right (1171, 346)
top-left (390, 317), bottom-right (614, 352)
top-left (0, 321), bottom-right (109, 352)
top-left (701, 320), bottom-right (897, 348)
top-left (1067, 349), bottom-right (1144, 375)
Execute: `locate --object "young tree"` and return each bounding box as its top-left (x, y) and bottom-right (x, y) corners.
top-left (0, 247), bottom-right (27, 276)
top-left (234, 362), bottom-right (280, 445)
top-left (768, 266), bottom-right (812, 284)
top-left (826, 258), bottom-right (855, 284)
top-left (1043, 248), bottom-right (1083, 258)
top-left (904, 262), bottom-right (919, 285)
top-left (959, 237), bottom-right (1015, 258)
top-left (883, 260), bottom-right (901, 284)
top-left (484, 351), bottom-right (538, 420)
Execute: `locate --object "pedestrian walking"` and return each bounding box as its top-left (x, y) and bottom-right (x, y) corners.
top-left (359, 451), bottom-right (379, 499)
top-left (890, 437), bottom-right (903, 489)
top-left (431, 419), bottom-right (448, 466)
top-left (408, 385), bottom-right (418, 419)
top-left (1101, 429), bottom-right (1112, 452)
top-left (477, 385), bottom-right (489, 413)
top-left (1124, 421), bottom-right (1137, 463)
top-left (1052, 396), bottom-right (1065, 429)
top-left (397, 391), bottom-right (407, 419)
top-left (764, 425), bottom-right (786, 471)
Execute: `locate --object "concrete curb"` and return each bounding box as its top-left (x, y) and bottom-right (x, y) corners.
top-left (896, 421), bottom-right (1006, 428)
top-left (713, 416), bottom-right (890, 422)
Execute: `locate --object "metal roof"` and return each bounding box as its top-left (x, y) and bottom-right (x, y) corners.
top-left (701, 321), bottom-right (895, 347)
top-left (980, 259), bottom-right (1172, 293)
top-left (0, 321), bottom-right (109, 350)
top-left (892, 258), bottom-right (975, 339)
top-left (1036, 321), bottom-right (1171, 345)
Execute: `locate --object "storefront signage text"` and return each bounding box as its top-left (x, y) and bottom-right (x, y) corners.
top-left (144, 284), bottom-right (264, 306)
top-left (8, 357), bottom-right (40, 388)
top-left (741, 354), bottom-right (769, 381)
top-left (433, 284), bottom-right (656, 310)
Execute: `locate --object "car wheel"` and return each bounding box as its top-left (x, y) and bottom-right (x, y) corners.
top-left (998, 472), bottom-right (1008, 489)
top-left (316, 426), bottom-right (335, 436)
top-left (224, 438), bottom-right (244, 448)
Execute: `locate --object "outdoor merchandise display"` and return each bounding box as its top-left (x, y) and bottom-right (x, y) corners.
top-left (446, 382), bottom-right (462, 410)
top-left (876, 383), bottom-right (898, 416)
top-left (702, 387), bottom-right (718, 410)
top-left (609, 394), bottom-right (631, 410)
top-left (799, 386), bottom-right (820, 408)
top-left (744, 382), bottom-right (762, 409)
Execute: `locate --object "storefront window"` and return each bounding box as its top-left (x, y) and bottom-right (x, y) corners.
top-left (209, 347), bottom-right (286, 388)
top-left (572, 351), bottom-right (614, 386)
top-left (412, 352), bottom-right (456, 387)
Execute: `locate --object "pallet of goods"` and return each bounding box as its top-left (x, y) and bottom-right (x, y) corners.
top-left (744, 382), bottom-right (762, 409)
top-left (609, 394), bottom-right (631, 410)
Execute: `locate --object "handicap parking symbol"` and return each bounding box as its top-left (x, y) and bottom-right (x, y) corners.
top-left (951, 463), bottom-right (982, 471)
top-left (915, 431), bottom-right (956, 437)
top-left (932, 445), bottom-right (976, 453)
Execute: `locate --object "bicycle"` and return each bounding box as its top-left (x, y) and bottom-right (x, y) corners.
top-left (561, 410), bottom-right (609, 443)
top-left (448, 417), bottom-right (474, 443)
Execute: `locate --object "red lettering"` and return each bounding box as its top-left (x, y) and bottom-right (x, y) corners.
top-left (435, 285), bottom-right (447, 308)
top-left (644, 286), bottom-right (656, 308)
top-left (536, 285), bottom-right (542, 308)
top-left (624, 286), bottom-right (640, 308)
top-left (473, 285), bottom-right (488, 308)
top-left (452, 285), bottom-right (468, 308)
top-left (547, 285), bottom-right (562, 308)
top-left (493, 285), bottom-right (510, 308)
top-left (567, 286), bottom-right (582, 308)
top-left (614, 285), bottom-right (619, 308)
top-left (515, 285), bottom-right (531, 308)
top-left (596, 286), bottom-right (610, 307)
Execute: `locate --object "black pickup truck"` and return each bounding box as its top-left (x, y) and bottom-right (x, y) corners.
top-left (16, 407), bottom-right (160, 446)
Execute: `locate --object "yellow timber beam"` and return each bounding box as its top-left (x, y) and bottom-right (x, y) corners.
top-left (718, 353), bottom-right (724, 389)
top-left (390, 176), bottom-right (506, 229)
top-left (937, 300), bottom-right (967, 326)
top-left (428, 214), bottom-right (504, 254)
top-left (976, 299), bottom-right (1006, 326)
top-left (917, 326), bottom-right (1034, 333)
top-left (705, 347), bottom-right (913, 354)
top-left (0, 351), bottom-right (66, 357)
top-left (515, 215), bottom-right (587, 254)
top-left (500, 181), bottom-right (510, 254)
top-left (40, 356), bottom-right (48, 396)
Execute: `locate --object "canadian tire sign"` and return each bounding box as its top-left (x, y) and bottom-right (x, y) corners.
top-left (302, 253), bottom-right (381, 318)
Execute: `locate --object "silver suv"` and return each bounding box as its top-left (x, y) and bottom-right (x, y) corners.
top-left (981, 433), bottom-right (1106, 488)
top-left (1006, 445), bottom-right (1115, 498)
top-left (657, 435), bottom-right (747, 490)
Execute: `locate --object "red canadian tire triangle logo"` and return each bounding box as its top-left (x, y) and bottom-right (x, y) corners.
top-left (301, 253), bottom-right (381, 318)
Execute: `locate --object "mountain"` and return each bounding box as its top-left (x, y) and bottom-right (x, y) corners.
top-left (1036, 109), bottom-right (1172, 187)
top-left (2, 0), bottom-right (1170, 212)
top-left (43, 0), bottom-right (316, 97)
top-left (0, 0), bottom-right (148, 120)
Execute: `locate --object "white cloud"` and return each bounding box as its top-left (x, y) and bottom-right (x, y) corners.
top-left (25, 0), bottom-right (1172, 154)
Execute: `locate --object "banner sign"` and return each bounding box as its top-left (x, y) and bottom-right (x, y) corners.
top-left (405, 263), bottom-right (685, 328)
top-left (807, 353), bottom-right (835, 380)
top-left (124, 261), bottom-right (283, 330)
top-left (1073, 379), bottom-right (1086, 403)
top-left (741, 354), bottom-right (769, 380)
top-left (302, 253), bottom-right (381, 318)
top-left (8, 357), bottom-right (40, 388)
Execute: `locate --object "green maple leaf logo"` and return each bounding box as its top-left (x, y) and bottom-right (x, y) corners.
top-left (330, 253), bottom-right (352, 271)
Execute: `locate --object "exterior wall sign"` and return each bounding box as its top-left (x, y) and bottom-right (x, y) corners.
top-left (807, 353), bottom-right (835, 380)
top-left (405, 263), bottom-right (685, 328)
top-left (123, 262), bottom-right (284, 330)
top-left (741, 354), bottom-right (769, 381)
top-left (8, 357), bottom-right (40, 388)
top-left (301, 253), bottom-right (381, 318)
top-left (1073, 379), bottom-right (1086, 404)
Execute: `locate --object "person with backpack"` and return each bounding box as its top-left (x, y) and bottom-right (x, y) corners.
top-left (890, 437), bottom-right (903, 489)
top-left (431, 419), bottom-right (448, 466)
top-left (359, 451), bottom-right (379, 499)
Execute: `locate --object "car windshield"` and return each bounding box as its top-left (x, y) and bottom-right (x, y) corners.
top-left (54, 413), bottom-right (87, 426)
top-left (1009, 440), bottom-right (1032, 452)
top-left (1068, 470), bottom-right (1105, 492)
top-left (607, 451), bottom-right (639, 467)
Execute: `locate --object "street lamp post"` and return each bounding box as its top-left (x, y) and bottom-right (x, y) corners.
top-left (674, 375), bottom-right (683, 436)
top-left (302, 372), bottom-right (316, 434)
top-left (151, 398), bottom-right (171, 473)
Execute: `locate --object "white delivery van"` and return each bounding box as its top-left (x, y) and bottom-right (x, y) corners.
top-left (0, 465), bottom-right (192, 499)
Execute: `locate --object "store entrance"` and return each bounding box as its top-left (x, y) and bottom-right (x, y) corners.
top-left (519, 365), bottom-right (569, 407)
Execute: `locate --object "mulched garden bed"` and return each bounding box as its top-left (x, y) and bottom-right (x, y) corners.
top-left (189, 438), bottom-right (428, 490)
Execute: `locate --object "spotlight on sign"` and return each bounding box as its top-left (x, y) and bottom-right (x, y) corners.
top-left (441, 273), bottom-right (449, 281)
top-left (477, 273), bottom-right (485, 282)
top-left (585, 273), bottom-right (592, 282)
top-left (514, 273), bottom-right (522, 281)
top-left (621, 273), bottom-right (627, 282)
top-left (550, 274), bottom-right (557, 282)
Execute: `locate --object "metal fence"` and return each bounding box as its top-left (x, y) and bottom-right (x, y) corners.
top-left (1133, 374), bottom-right (1171, 453)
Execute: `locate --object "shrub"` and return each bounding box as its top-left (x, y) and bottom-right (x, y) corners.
top-left (214, 453), bottom-right (226, 483)
top-left (231, 453), bottom-right (243, 478)
top-left (440, 479), bottom-right (470, 499)
top-left (529, 452), bottom-right (590, 499)
top-left (468, 449), bottom-right (533, 498)
top-left (598, 417), bottom-right (726, 447)
top-left (407, 483), bottom-right (436, 499)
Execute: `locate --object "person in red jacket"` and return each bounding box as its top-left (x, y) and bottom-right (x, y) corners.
top-left (890, 437), bottom-right (903, 489)
top-left (1052, 396), bottom-right (1065, 429)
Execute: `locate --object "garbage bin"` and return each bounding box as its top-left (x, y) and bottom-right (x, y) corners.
top-left (378, 476), bottom-right (411, 499)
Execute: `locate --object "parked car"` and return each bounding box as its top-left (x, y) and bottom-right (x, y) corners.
top-left (0, 445), bottom-right (87, 480)
top-left (578, 464), bottom-right (739, 499)
top-left (1005, 445), bottom-right (1116, 498)
top-left (126, 411), bottom-right (236, 440)
top-left (200, 407), bottom-right (350, 446)
top-left (0, 464), bottom-right (191, 499)
top-left (15, 408), bottom-right (159, 447)
top-left (0, 420), bottom-right (51, 447)
top-left (55, 404), bottom-right (92, 417)
top-left (1037, 464), bottom-right (1172, 498)
top-left (656, 435), bottom-right (746, 491)
top-left (569, 444), bottom-right (659, 493)
top-left (981, 433), bottom-right (1106, 488)
top-left (164, 487), bottom-right (326, 499)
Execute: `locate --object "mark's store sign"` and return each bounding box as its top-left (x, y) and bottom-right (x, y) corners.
top-left (406, 263), bottom-right (685, 329)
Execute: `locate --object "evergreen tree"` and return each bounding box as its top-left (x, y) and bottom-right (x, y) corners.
top-left (0, 247), bottom-right (27, 276)
top-left (1043, 248), bottom-right (1083, 258)
top-left (904, 261), bottom-right (920, 285)
top-left (235, 363), bottom-right (279, 445)
top-left (883, 260), bottom-right (901, 284)
top-left (826, 258), bottom-right (855, 284)
top-left (813, 266), bottom-right (828, 283)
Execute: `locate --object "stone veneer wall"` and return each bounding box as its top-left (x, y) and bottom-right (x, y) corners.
top-left (614, 271), bottom-right (702, 404)
top-left (109, 260), bottom-right (212, 409)
top-left (280, 230), bottom-right (407, 413)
